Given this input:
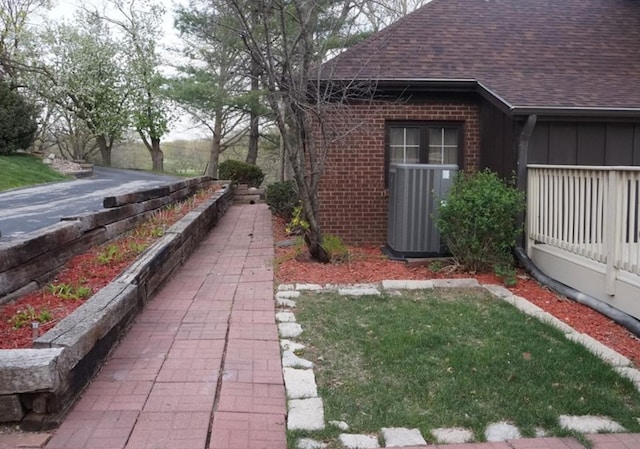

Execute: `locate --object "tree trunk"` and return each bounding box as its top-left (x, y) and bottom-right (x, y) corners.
top-left (139, 130), bottom-right (164, 172)
top-left (96, 135), bottom-right (111, 166)
top-left (208, 135), bottom-right (221, 178)
top-left (207, 111), bottom-right (224, 178)
top-left (150, 137), bottom-right (163, 172)
top-left (246, 68), bottom-right (260, 165)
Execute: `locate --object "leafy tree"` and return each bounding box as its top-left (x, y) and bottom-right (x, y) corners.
top-left (30, 17), bottom-right (129, 166)
top-left (94, 0), bottom-right (171, 172)
top-left (0, 0), bottom-right (51, 77)
top-left (0, 79), bottom-right (37, 154)
top-left (172, 0), bottom-right (257, 177)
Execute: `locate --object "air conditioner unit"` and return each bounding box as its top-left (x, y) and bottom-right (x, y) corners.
top-left (386, 163), bottom-right (458, 259)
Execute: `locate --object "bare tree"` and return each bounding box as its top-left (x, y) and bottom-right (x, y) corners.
top-left (226, 0), bottom-right (370, 262)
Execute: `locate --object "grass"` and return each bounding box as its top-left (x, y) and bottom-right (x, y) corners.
top-left (292, 288), bottom-right (640, 445)
top-left (0, 153), bottom-right (69, 191)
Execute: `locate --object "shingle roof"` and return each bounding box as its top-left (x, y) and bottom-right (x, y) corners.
top-left (321, 0), bottom-right (640, 112)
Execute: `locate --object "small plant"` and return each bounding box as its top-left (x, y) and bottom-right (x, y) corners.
top-left (285, 204), bottom-right (309, 235)
top-left (429, 260), bottom-right (443, 272)
top-left (218, 159), bottom-right (265, 187)
top-left (49, 283), bottom-right (92, 301)
top-left (128, 241), bottom-right (148, 254)
top-left (321, 234), bottom-right (351, 263)
top-left (9, 305), bottom-right (52, 329)
top-left (436, 169), bottom-right (525, 273)
top-left (96, 244), bottom-right (124, 265)
top-left (495, 264), bottom-right (518, 287)
top-left (265, 180), bottom-right (298, 219)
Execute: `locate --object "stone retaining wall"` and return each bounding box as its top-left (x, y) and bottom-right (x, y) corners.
top-left (0, 182), bottom-right (233, 429)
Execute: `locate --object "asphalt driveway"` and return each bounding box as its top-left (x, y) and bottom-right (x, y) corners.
top-left (0, 167), bottom-right (181, 241)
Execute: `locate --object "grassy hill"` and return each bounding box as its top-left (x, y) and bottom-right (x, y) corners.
top-left (0, 154), bottom-right (69, 192)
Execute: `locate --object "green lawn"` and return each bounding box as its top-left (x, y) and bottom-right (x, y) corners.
top-left (0, 154), bottom-right (69, 191)
top-left (292, 288), bottom-right (640, 444)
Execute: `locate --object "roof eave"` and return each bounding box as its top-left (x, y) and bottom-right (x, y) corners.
top-left (511, 106), bottom-right (640, 119)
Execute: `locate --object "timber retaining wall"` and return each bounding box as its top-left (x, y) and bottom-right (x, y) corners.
top-left (0, 180), bottom-right (233, 429)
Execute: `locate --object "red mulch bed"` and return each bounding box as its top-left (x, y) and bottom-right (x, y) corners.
top-left (273, 216), bottom-right (640, 366)
top-left (0, 188), bottom-right (217, 349)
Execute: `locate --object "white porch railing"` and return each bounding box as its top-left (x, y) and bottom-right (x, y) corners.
top-left (527, 165), bottom-right (640, 293)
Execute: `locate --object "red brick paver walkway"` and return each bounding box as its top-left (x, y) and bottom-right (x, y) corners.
top-left (44, 204), bottom-right (285, 449)
top-left (3, 204), bottom-right (640, 449)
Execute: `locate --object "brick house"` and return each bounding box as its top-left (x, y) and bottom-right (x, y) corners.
top-left (315, 0), bottom-right (640, 252)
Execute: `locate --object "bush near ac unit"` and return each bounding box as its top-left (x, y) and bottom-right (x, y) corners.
top-left (218, 159), bottom-right (265, 187)
top-left (436, 169), bottom-right (525, 275)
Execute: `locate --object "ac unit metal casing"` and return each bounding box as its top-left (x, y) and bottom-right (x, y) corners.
top-left (386, 163), bottom-right (458, 258)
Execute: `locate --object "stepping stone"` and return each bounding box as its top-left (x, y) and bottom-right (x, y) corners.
top-left (338, 434), bottom-right (379, 448)
top-left (276, 311), bottom-right (296, 322)
top-left (278, 284), bottom-right (295, 291)
top-left (277, 290), bottom-right (300, 299)
top-left (279, 322), bottom-right (303, 338)
top-left (277, 298), bottom-right (297, 308)
top-left (432, 278), bottom-right (480, 288)
top-left (297, 438), bottom-right (327, 449)
top-left (338, 287), bottom-right (380, 296)
top-left (282, 350), bottom-right (314, 369)
top-left (284, 367), bottom-right (318, 398)
top-left (431, 427), bottom-right (474, 444)
top-left (296, 283), bottom-right (323, 291)
top-left (381, 427), bottom-right (426, 446)
top-left (382, 280), bottom-right (434, 290)
top-left (288, 398), bottom-right (325, 431)
top-left (329, 420), bottom-right (349, 431)
top-left (485, 421), bottom-right (521, 441)
top-left (281, 339), bottom-right (305, 352)
top-left (559, 415), bottom-right (625, 433)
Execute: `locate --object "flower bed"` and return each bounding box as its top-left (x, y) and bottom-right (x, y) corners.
top-left (273, 216), bottom-right (640, 366)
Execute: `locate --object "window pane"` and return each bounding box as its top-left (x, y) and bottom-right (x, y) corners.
top-left (444, 128), bottom-right (458, 146)
top-left (390, 147), bottom-right (405, 164)
top-left (428, 127), bottom-right (458, 165)
top-left (406, 147), bottom-right (419, 163)
top-left (389, 128), bottom-right (404, 145)
top-left (389, 127), bottom-right (421, 164)
top-left (405, 128), bottom-right (421, 146)
top-left (428, 128), bottom-right (442, 147)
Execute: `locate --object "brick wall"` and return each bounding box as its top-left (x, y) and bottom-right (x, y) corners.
top-left (317, 100), bottom-right (480, 245)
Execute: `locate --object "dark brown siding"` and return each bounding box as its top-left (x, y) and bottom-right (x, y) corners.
top-left (634, 127), bottom-right (640, 164)
top-left (479, 101), bottom-right (517, 177)
top-left (530, 121), bottom-right (640, 166)
top-left (577, 123), bottom-right (606, 165)
top-left (549, 123), bottom-right (577, 164)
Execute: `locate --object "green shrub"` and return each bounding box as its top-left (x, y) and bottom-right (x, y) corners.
top-left (218, 159), bottom-right (265, 187)
top-left (436, 169), bottom-right (525, 273)
top-left (285, 203), bottom-right (309, 235)
top-left (266, 180), bottom-right (298, 219)
top-left (321, 234), bottom-right (351, 264)
top-left (0, 81), bottom-right (38, 155)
